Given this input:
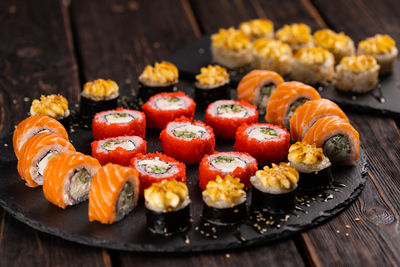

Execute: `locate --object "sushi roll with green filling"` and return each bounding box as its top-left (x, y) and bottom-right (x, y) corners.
top-left (30, 94), bottom-right (71, 128)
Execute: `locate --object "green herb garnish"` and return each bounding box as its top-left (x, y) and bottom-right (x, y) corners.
top-left (174, 130), bottom-right (197, 138)
top-left (110, 113), bottom-right (128, 118)
top-left (214, 156), bottom-right (235, 164)
top-left (168, 97), bottom-right (179, 102)
top-left (118, 182), bottom-right (134, 209)
top-left (150, 165), bottom-right (170, 174)
top-left (260, 128), bottom-right (277, 136)
top-left (103, 140), bottom-right (123, 148)
top-left (287, 98), bottom-right (308, 119)
top-left (76, 169), bottom-right (90, 183)
top-left (261, 84), bottom-right (275, 98)
top-left (218, 104), bottom-right (244, 114)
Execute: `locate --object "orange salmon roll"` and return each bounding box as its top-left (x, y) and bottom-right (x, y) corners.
top-left (43, 152), bottom-right (101, 209)
top-left (266, 81), bottom-right (321, 128)
top-left (89, 163), bottom-right (140, 224)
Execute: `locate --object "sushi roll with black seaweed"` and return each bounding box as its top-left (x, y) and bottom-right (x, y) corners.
top-left (276, 23), bottom-right (313, 53)
top-left (30, 94), bottom-right (71, 128)
top-left (239, 19), bottom-right (274, 41)
top-left (313, 29), bottom-right (355, 64)
top-left (202, 175), bottom-right (247, 225)
top-left (144, 180), bottom-right (191, 234)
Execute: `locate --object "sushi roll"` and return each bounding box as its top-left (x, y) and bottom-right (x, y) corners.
top-left (80, 79), bottom-right (119, 120)
top-left (17, 132), bottom-right (75, 187)
top-left (43, 152), bottom-right (101, 209)
top-left (234, 123), bottom-right (290, 165)
top-left (302, 116), bottom-right (360, 165)
top-left (251, 163), bottom-right (299, 213)
top-left (239, 18), bottom-right (274, 40)
top-left (335, 55), bottom-right (380, 93)
top-left (266, 81), bottom-right (321, 128)
top-left (204, 100), bottom-right (258, 140)
top-left (144, 180), bottom-right (191, 234)
top-left (13, 116), bottom-right (69, 159)
top-left (30, 94), bottom-right (70, 128)
top-left (91, 136), bottom-right (147, 166)
top-left (288, 142), bottom-right (331, 187)
top-left (198, 151), bottom-right (257, 189)
top-left (211, 27), bottom-right (252, 69)
top-left (130, 152), bottom-right (186, 193)
top-left (194, 65), bottom-right (230, 107)
top-left (251, 38), bottom-right (293, 76)
top-left (202, 175), bottom-right (247, 225)
top-left (160, 117), bottom-right (215, 164)
top-left (141, 91), bottom-right (196, 129)
top-left (291, 47), bottom-right (335, 85)
top-left (89, 163), bottom-right (140, 224)
top-left (237, 70), bottom-right (284, 114)
top-left (290, 99), bottom-right (349, 141)
top-left (313, 29), bottom-right (355, 64)
top-left (358, 34), bottom-right (398, 76)
top-left (92, 108), bottom-right (146, 140)
top-left (276, 23), bottom-right (313, 52)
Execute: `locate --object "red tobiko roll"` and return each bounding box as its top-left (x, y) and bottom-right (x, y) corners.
top-left (92, 108), bottom-right (146, 140)
top-left (91, 136), bottom-right (147, 166)
top-left (142, 91), bottom-right (196, 129)
top-left (204, 100), bottom-right (258, 139)
top-left (234, 123), bottom-right (290, 165)
top-left (130, 152), bottom-right (186, 194)
top-left (198, 151), bottom-right (257, 189)
top-left (160, 117), bottom-right (215, 164)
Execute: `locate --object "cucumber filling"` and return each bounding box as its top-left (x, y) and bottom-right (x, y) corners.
top-left (287, 98), bottom-right (309, 121)
top-left (217, 104), bottom-right (247, 118)
top-left (103, 140), bottom-right (136, 151)
top-left (37, 151), bottom-right (59, 177)
top-left (249, 127), bottom-right (278, 141)
top-left (258, 83), bottom-right (276, 111)
top-left (173, 124), bottom-right (205, 139)
top-left (150, 165), bottom-right (171, 174)
top-left (174, 131), bottom-right (197, 138)
top-left (116, 182), bottom-right (134, 219)
top-left (211, 156), bottom-right (246, 172)
top-left (105, 113), bottom-right (134, 124)
top-left (139, 158), bottom-right (172, 174)
top-left (155, 97), bottom-right (185, 110)
top-left (69, 168), bottom-right (91, 202)
top-left (323, 134), bottom-right (351, 163)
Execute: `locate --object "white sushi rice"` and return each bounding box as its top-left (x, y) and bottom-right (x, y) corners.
top-left (335, 63), bottom-right (380, 93)
top-left (358, 46), bottom-right (398, 75)
top-left (133, 157), bottom-right (179, 178)
top-left (96, 136), bottom-right (143, 153)
top-left (211, 45), bottom-right (253, 69)
top-left (250, 175), bottom-right (297, 195)
top-left (207, 100), bottom-right (256, 119)
top-left (166, 121), bottom-right (209, 140)
top-left (252, 55), bottom-right (293, 76)
top-left (145, 196), bottom-right (191, 213)
top-left (289, 156), bottom-right (331, 174)
top-left (203, 192), bottom-right (246, 209)
top-left (245, 124), bottom-right (286, 142)
top-left (96, 110), bottom-right (143, 124)
top-left (291, 56), bottom-right (335, 85)
top-left (149, 95), bottom-right (189, 110)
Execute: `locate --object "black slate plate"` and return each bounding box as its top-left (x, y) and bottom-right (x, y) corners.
top-left (166, 34), bottom-right (400, 119)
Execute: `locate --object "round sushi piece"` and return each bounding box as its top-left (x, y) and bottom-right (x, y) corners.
top-left (358, 34), bottom-right (398, 76)
top-left (160, 118), bottom-right (215, 164)
top-left (313, 29), bottom-right (355, 64)
top-left (202, 175), bottom-right (247, 225)
top-left (13, 116), bottom-right (69, 159)
top-left (30, 94), bottom-right (70, 128)
top-left (251, 163), bottom-right (299, 213)
top-left (302, 116), bottom-right (360, 165)
top-left (251, 38), bottom-right (293, 76)
top-left (142, 91), bottom-right (196, 129)
top-left (239, 18), bottom-right (274, 40)
top-left (237, 70), bottom-right (284, 114)
top-left (335, 55), bottom-right (380, 93)
top-left (205, 100), bottom-right (258, 140)
top-left (91, 136), bottom-right (147, 166)
top-left (92, 108), bottom-right (146, 140)
top-left (266, 81), bottom-right (321, 128)
top-left (291, 47), bottom-right (335, 85)
top-left (198, 151), bottom-right (257, 189)
top-left (130, 152), bottom-right (186, 194)
top-left (89, 163), bottom-right (140, 224)
top-left (234, 123), bottom-right (290, 165)
top-left (17, 132), bottom-right (76, 187)
top-left (80, 79), bottom-right (119, 120)
top-left (43, 152), bottom-right (101, 209)
top-left (276, 23), bottom-right (313, 52)
top-left (144, 180), bottom-right (191, 234)
top-left (211, 27), bottom-right (252, 69)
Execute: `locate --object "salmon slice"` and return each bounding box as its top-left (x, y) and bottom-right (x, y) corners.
top-left (89, 163), bottom-right (140, 224)
top-left (290, 99), bottom-right (349, 141)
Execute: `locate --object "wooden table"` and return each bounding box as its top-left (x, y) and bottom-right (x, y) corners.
top-left (1, 0), bottom-right (399, 266)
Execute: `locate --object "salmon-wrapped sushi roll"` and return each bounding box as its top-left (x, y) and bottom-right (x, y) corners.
top-left (266, 81), bottom-right (321, 128)
top-left (290, 99), bottom-right (349, 141)
top-left (13, 116), bottom-right (68, 159)
top-left (89, 163), bottom-right (140, 224)
top-left (43, 152), bottom-right (101, 209)
top-left (302, 116), bottom-right (359, 165)
top-left (17, 132), bottom-right (75, 187)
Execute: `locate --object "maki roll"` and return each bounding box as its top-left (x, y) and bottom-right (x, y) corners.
top-left (80, 79), bottom-right (119, 120)
top-left (251, 163), bottom-right (299, 213)
top-left (89, 163), bottom-right (140, 224)
top-left (335, 55), bottom-right (380, 93)
top-left (13, 116), bottom-right (68, 159)
top-left (313, 29), bottom-right (355, 64)
top-left (234, 123), bottom-right (290, 165)
top-left (205, 100), bottom-right (258, 140)
top-left (266, 81), bottom-right (321, 128)
top-left (202, 175), bottom-right (247, 225)
top-left (130, 152), bottom-right (186, 193)
top-left (91, 136), bottom-right (147, 166)
top-left (194, 65), bottom-right (230, 106)
top-left (291, 47), bottom-right (335, 85)
top-left (211, 27), bottom-right (252, 69)
top-left (358, 34), bottom-right (398, 75)
top-left (239, 19), bottom-right (274, 40)
top-left (199, 151), bottom-right (257, 189)
top-left (144, 180), bottom-right (191, 234)
top-left (92, 108), bottom-right (146, 140)
top-left (43, 152), bottom-right (101, 209)
top-left (17, 132), bottom-right (75, 187)
top-left (141, 91), bottom-right (196, 129)
top-left (160, 118), bottom-right (215, 164)
top-left (30, 94), bottom-right (70, 128)
top-left (276, 23), bottom-right (313, 52)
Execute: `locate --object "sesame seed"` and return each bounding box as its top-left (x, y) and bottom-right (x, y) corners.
top-left (12, 99), bottom-right (17, 104)
top-left (355, 217), bottom-right (361, 221)
top-left (345, 233), bottom-right (349, 237)
top-left (204, 223), bottom-right (210, 226)
top-left (276, 224), bottom-right (281, 228)
top-left (233, 209), bottom-right (239, 213)
top-left (23, 97), bottom-right (30, 102)
top-left (225, 253), bottom-right (231, 258)
top-left (261, 229), bottom-right (267, 233)
top-left (345, 225), bottom-right (351, 229)
top-left (198, 48), bottom-right (205, 54)
top-left (195, 226), bottom-right (199, 231)
top-left (3, 144), bottom-right (8, 147)
top-left (336, 230), bottom-right (340, 234)
top-left (205, 233), bottom-right (210, 237)
top-left (211, 227), bottom-right (216, 233)
top-left (200, 230), bottom-right (205, 235)
top-left (74, 104), bottom-right (79, 108)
